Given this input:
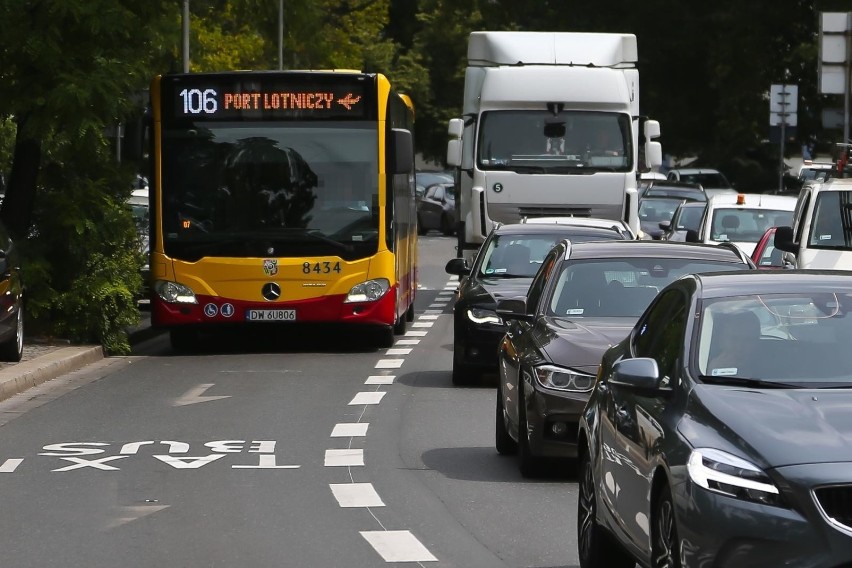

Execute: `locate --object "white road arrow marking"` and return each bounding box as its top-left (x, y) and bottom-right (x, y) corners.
top-left (106, 505), bottom-right (170, 530)
top-left (173, 384), bottom-right (231, 407)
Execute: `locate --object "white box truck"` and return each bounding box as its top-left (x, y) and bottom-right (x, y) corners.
top-left (446, 31), bottom-right (662, 258)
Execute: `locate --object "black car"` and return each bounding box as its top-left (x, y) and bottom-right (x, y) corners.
top-left (660, 200), bottom-right (706, 242)
top-left (494, 240), bottom-right (753, 476)
top-left (638, 197), bottom-right (686, 240)
top-left (578, 270), bottom-right (852, 568)
top-left (417, 182), bottom-right (455, 236)
top-left (415, 170), bottom-right (453, 199)
top-left (0, 220), bottom-right (24, 362)
top-left (445, 222), bottom-right (630, 386)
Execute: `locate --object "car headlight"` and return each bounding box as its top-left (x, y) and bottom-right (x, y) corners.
top-left (466, 308), bottom-right (503, 326)
top-left (344, 278), bottom-right (390, 303)
top-left (154, 280), bottom-right (198, 304)
top-left (688, 448), bottom-right (785, 507)
top-left (533, 365), bottom-right (596, 392)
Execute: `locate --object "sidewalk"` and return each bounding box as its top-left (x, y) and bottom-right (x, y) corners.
top-left (0, 310), bottom-right (162, 404)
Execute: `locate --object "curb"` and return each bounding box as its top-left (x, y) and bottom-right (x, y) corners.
top-left (0, 346), bottom-right (104, 401)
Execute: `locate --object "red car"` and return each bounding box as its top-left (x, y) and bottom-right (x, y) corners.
top-left (751, 227), bottom-right (785, 269)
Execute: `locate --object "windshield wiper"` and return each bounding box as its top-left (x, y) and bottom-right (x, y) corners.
top-left (699, 375), bottom-right (798, 389)
top-left (273, 228), bottom-right (354, 253)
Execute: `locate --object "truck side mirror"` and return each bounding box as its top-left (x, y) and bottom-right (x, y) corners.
top-left (447, 139), bottom-right (462, 167)
top-left (644, 141), bottom-right (662, 169)
top-left (773, 225), bottom-right (797, 254)
top-left (448, 118), bottom-right (464, 139)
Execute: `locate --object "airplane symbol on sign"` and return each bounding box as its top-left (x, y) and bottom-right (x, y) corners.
top-left (337, 93), bottom-right (362, 110)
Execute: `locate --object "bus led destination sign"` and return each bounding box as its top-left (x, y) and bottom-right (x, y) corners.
top-left (165, 74), bottom-right (373, 121)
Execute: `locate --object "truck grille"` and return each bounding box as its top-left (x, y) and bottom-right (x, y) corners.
top-left (814, 486), bottom-right (852, 531)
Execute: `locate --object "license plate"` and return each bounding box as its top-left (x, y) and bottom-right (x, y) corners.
top-left (246, 309), bottom-right (296, 322)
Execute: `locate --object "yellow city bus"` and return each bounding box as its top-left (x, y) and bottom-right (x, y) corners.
top-left (148, 71), bottom-right (417, 349)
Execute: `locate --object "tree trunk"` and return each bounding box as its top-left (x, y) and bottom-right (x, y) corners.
top-left (1, 121), bottom-right (41, 240)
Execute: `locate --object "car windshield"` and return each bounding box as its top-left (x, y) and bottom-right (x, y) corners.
top-left (697, 293), bottom-right (852, 386)
top-left (639, 198), bottom-right (683, 223)
top-left (547, 257), bottom-right (748, 317)
top-left (807, 191), bottom-right (852, 251)
top-left (710, 208), bottom-right (793, 244)
top-left (674, 204), bottom-right (704, 231)
top-left (477, 232), bottom-right (619, 278)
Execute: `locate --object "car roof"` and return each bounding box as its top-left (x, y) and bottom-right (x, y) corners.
top-left (562, 240), bottom-right (750, 263)
top-left (706, 193), bottom-right (796, 209)
top-left (494, 222), bottom-right (628, 238)
top-left (810, 178), bottom-right (852, 191)
top-left (694, 270), bottom-right (852, 299)
top-left (646, 181), bottom-right (703, 190)
top-left (520, 216), bottom-right (629, 230)
top-left (670, 168), bottom-right (723, 174)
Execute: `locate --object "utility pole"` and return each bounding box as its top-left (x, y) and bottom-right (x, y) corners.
top-left (182, 0), bottom-right (190, 73)
top-left (279, 0), bottom-right (284, 71)
top-left (770, 84), bottom-right (798, 191)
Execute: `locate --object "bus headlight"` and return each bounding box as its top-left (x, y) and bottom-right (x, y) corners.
top-left (344, 278), bottom-right (390, 303)
top-left (533, 365), bottom-right (596, 392)
top-left (154, 280), bottom-right (198, 304)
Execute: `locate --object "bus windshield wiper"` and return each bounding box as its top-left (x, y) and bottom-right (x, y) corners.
top-left (264, 228), bottom-right (354, 253)
top-left (699, 375), bottom-right (798, 389)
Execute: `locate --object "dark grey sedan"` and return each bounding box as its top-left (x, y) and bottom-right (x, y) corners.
top-left (578, 270), bottom-right (852, 568)
top-left (495, 241), bottom-right (753, 477)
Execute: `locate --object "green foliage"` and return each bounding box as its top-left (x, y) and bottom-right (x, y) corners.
top-left (20, 129), bottom-right (142, 354)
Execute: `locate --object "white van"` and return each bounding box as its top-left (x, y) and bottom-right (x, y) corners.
top-left (687, 192), bottom-right (796, 256)
top-left (774, 178), bottom-right (852, 269)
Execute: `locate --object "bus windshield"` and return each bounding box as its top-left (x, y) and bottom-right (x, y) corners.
top-left (476, 110), bottom-right (632, 173)
top-left (161, 122), bottom-right (379, 261)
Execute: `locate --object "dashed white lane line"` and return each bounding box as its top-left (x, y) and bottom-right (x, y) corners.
top-left (419, 315), bottom-right (439, 320)
top-left (0, 459), bottom-right (23, 473)
top-left (437, 291), bottom-right (453, 296)
top-left (349, 392), bottom-right (386, 405)
top-left (325, 449), bottom-right (364, 467)
top-left (361, 531), bottom-right (438, 562)
top-left (395, 339), bottom-right (420, 345)
top-left (424, 309), bottom-right (443, 314)
top-left (376, 358), bottom-right (404, 369)
top-left (365, 375), bottom-right (395, 385)
top-left (404, 330), bottom-right (428, 337)
top-left (331, 423), bottom-right (369, 437)
top-left (412, 322), bottom-right (434, 328)
top-left (386, 348), bottom-right (412, 356)
top-left (330, 483), bottom-right (385, 507)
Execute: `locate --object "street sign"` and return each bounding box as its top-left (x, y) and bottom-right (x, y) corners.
top-left (769, 84), bottom-right (798, 126)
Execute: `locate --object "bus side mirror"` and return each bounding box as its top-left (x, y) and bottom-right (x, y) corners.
top-left (773, 225), bottom-right (797, 253)
top-left (390, 129), bottom-right (413, 175)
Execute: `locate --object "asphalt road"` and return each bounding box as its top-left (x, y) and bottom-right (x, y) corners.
top-left (0, 234), bottom-right (581, 568)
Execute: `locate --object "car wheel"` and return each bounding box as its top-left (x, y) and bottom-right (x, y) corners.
top-left (170, 328), bottom-right (198, 352)
top-left (517, 380), bottom-right (542, 477)
top-left (451, 352), bottom-right (480, 386)
top-left (405, 302), bottom-right (415, 322)
top-left (0, 303), bottom-right (23, 363)
top-left (652, 484), bottom-right (682, 568)
top-left (495, 387), bottom-right (518, 455)
top-left (577, 449), bottom-right (635, 568)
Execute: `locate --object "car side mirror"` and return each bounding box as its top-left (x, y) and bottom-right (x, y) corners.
top-left (685, 229), bottom-right (700, 243)
top-left (445, 257), bottom-right (470, 276)
top-left (495, 297), bottom-right (534, 323)
top-left (609, 358), bottom-right (665, 391)
top-left (773, 225), bottom-right (797, 254)
top-left (658, 220), bottom-right (671, 231)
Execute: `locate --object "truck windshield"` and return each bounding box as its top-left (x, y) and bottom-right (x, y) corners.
top-left (808, 191), bottom-right (852, 250)
top-left (477, 111), bottom-right (631, 173)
